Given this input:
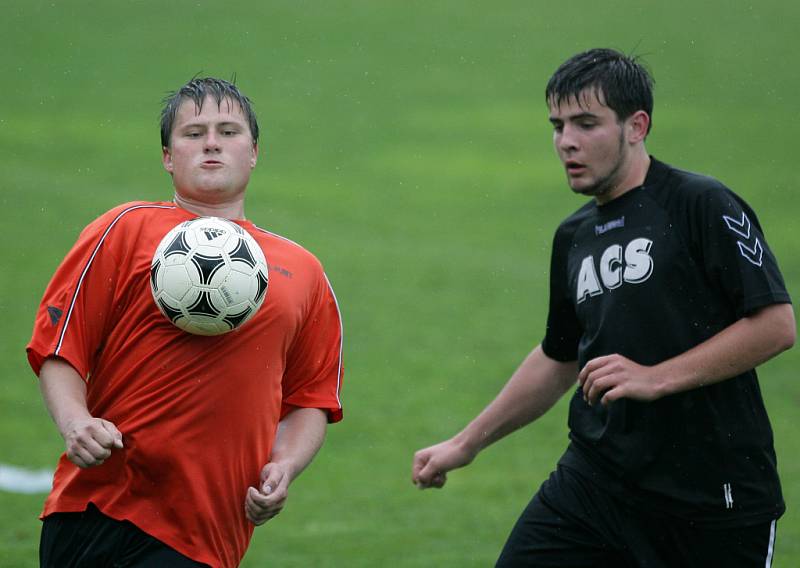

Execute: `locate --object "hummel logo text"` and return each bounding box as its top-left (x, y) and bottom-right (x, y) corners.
top-left (595, 216), bottom-right (625, 236)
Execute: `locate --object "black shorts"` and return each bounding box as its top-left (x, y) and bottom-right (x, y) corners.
top-left (40, 503), bottom-right (209, 568)
top-left (496, 466), bottom-right (778, 568)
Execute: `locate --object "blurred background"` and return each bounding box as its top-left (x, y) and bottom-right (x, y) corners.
top-left (1, 1), bottom-right (798, 565)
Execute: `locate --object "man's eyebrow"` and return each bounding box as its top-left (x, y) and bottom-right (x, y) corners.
top-left (178, 120), bottom-right (245, 129)
top-left (177, 121), bottom-right (207, 130)
top-left (549, 111), bottom-right (600, 123)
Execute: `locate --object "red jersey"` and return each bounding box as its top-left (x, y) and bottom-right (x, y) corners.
top-left (27, 202), bottom-right (344, 567)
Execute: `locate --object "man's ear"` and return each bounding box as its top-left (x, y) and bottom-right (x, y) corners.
top-left (627, 110), bottom-right (650, 143)
top-left (162, 146), bottom-right (174, 174)
top-left (250, 143), bottom-right (258, 169)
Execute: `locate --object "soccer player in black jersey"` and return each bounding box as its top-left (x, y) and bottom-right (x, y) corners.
top-left (412, 48), bottom-right (796, 567)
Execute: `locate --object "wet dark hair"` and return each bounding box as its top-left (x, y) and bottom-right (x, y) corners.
top-left (160, 77), bottom-right (259, 147)
top-left (546, 48), bottom-right (654, 133)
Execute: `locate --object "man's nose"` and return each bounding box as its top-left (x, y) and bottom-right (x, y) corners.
top-left (558, 124), bottom-right (579, 153)
top-left (204, 131), bottom-right (221, 152)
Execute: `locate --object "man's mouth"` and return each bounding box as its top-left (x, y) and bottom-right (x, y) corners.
top-left (565, 161), bottom-right (586, 174)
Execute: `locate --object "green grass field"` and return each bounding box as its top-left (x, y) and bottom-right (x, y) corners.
top-left (2, 1), bottom-right (798, 566)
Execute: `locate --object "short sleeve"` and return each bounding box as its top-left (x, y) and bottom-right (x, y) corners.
top-left (689, 184), bottom-right (790, 317)
top-left (281, 268), bottom-right (344, 423)
top-left (541, 226), bottom-right (581, 362)
top-left (26, 213), bottom-right (122, 379)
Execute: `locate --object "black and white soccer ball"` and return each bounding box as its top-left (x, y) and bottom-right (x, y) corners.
top-left (150, 217), bottom-right (269, 336)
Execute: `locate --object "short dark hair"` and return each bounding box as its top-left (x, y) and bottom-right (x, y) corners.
top-left (160, 77), bottom-right (260, 147)
top-left (545, 48), bottom-right (654, 133)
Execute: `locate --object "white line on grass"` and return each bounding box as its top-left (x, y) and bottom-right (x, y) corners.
top-left (0, 463), bottom-right (53, 494)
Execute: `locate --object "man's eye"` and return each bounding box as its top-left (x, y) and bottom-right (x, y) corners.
top-left (222, 130), bottom-right (237, 136)
top-left (186, 132), bottom-right (201, 138)
top-left (579, 122), bottom-right (596, 130)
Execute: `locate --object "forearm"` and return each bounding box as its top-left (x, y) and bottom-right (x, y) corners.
top-left (655, 303), bottom-right (795, 396)
top-left (455, 345), bottom-right (577, 456)
top-left (412, 345), bottom-right (577, 489)
top-left (39, 357), bottom-right (123, 467)
top-left (269, 407), bottom-right (328, 482)
top-left (39, 357), bottom-right (92, 436)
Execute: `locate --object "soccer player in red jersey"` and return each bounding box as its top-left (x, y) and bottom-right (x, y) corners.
top-left (413, 49), bottom-right (795, 566)
top-left (29, 78), bottom-right (344, 567)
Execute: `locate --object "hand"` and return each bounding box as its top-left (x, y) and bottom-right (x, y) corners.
top-left (62, 417), bottom-right (123, 468)
top-left (412, 438), bottom-right (475, 490)
top-left (245, 462), bottom-right (291, 526)
top-left (578, 354), bottom-right (662, 407)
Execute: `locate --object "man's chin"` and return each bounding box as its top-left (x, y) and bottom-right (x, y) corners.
top-left (567, 178), bottom-right (596, 195)
top-left (176, 185), bottom-right (243, 202)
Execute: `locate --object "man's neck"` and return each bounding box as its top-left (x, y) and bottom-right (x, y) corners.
top-left (595, 149), bottom-right (651, 205)
top-left (173, 193), bottom-right (246, 220)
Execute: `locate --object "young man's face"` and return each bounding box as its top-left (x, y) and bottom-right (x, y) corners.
top-left (162, 96), bottom-right (257, 206)
top-left (548, 89), bottom-right (630, 202)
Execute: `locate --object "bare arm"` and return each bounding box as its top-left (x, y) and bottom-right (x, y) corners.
top-left (39, 357), bottom-right (123, 468)
top-left (580, 303), bottom-right (796, 406)
top-left (245, 407), bottom-right (328, 525)
top-left (412, 345), bottom-right (577, 489)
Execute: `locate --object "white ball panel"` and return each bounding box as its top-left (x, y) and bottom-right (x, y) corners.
top-left (219, 270), bottom-right (254, 306)
top-left (161, 264), bottom-right (193, 301)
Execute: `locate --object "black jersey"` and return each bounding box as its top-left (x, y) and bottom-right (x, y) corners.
top-left (541, 157), bottom-right (791, 527)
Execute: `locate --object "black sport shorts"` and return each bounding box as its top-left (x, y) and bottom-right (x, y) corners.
top-left (496, 466), bottom-right (777, 568)
top-left (40, 503), bottom-right (209, 567)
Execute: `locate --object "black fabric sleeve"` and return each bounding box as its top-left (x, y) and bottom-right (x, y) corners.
top-left (541, 225), bottom-right (581, 361)
top-left (686, 180), bottom-right (790, 317)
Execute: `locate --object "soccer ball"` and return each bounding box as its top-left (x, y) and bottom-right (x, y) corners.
top-left (150, 217), bottom-right (269, 336)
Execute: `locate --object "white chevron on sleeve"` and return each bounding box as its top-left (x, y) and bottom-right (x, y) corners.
top-left (722, 211), bottom-right (751, 239)
top-left (737, 239), bottom-right (763, 267)
top-left (722, 211), bottom-right (763, 267)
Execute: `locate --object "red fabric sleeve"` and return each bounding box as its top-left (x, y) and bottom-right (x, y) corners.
top-left (27, 212), bottom-right (123, 379)
top-left (281, 268), bottom-right (344, 423)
